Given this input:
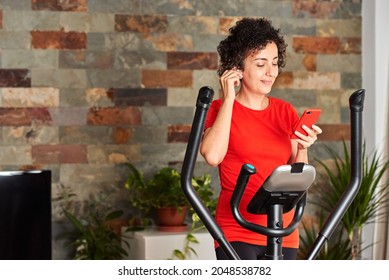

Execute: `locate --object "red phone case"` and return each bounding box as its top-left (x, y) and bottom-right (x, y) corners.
top-left (291, 108), bottom-right (321, 139)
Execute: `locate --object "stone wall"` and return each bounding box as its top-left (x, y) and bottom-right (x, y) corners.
top-left (0, 0), bottom-right (362, 259)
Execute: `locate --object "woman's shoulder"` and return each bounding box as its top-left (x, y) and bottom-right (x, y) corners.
top-left (210, 99), bottom-right (223, 109)
top-left (269, 96), bottom-right (295, 110)
top-left (269, 97), bottom-right (298, 121)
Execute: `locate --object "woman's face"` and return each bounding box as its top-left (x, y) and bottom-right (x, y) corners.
top-left (241, 41), bottom-right (279, 95)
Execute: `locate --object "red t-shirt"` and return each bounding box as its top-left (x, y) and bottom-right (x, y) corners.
top-left (204, 97), bottom-right (300, 248)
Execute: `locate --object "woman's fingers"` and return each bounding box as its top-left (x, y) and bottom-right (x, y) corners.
top-left (220, 68), bottom-right (243, 99)
top-left (221, 68), bottom-right (243, 85)
top-left (312, 124), bottom-right (322, 135)
top-left (294, 125), bottom-right (322, 149)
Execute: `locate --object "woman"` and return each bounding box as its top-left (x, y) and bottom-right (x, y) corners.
top-left (200, 17), bottom-right (322, 260)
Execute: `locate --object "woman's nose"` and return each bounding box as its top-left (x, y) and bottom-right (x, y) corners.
top-left (266, 64), bottom-right (277, 77)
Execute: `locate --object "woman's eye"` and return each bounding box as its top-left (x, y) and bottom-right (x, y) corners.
top-left (257, 64), bottom-right (264, 67)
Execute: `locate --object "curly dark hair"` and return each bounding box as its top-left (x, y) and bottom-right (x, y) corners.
top-left (217, 17), bottom-right (287, 76)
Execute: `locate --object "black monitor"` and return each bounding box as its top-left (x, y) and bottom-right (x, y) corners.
top-left (0, 170), bottom-right (51, 260)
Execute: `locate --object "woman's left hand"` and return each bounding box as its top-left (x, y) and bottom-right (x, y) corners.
top-left (294, 124), bottom-right (322, 149)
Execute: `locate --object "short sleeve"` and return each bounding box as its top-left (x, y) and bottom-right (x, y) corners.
top-left (204, 99), bottom-right (222, 131)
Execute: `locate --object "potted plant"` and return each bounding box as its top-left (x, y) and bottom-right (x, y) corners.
top-left (298, 140), bottom-right (389, 260)
top-left (125, 163), bottom-right (190, 231)
top-left (64, 208), bottom-right (130, 260)
top-left (53, 184), bottom-right (130, 260)
top-left (125, 163), bottom-right (219, 258)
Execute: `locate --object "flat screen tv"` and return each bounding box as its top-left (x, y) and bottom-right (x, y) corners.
top-left (0, 170), bottom-right (51, 260)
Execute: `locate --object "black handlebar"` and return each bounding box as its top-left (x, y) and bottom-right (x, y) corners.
top-left (181, 86), bottom-right (241, 260)
top-left (306, 89), bottom-right (365, 260)
top-left (230, 164), bottom-right (305, 237)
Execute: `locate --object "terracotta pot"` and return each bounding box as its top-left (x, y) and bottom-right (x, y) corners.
top-left (105, 219), bottom-right (129, 237)
top-left (156, 206), bottom-right (188, 232)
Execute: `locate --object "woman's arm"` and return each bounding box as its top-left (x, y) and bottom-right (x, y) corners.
top-left (200, 99), bottom-right (234, 166)
top-left (200, 68), bottom-right (242, 166)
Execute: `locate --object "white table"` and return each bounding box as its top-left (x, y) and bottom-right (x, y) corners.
top-left (122, 227), bottom-right (216, 260)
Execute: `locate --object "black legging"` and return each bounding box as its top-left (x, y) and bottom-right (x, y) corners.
top-left (215, 241), bottom-right (297, 260)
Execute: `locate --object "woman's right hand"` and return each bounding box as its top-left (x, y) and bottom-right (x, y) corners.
top-left (219, 67), bottom-right (243, 101)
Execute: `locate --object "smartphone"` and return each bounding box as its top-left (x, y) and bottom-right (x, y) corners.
top-left (291, 108), bottom-right (321, 139)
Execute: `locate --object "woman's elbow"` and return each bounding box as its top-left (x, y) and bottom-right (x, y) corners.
top-left (200, 149), bottom-right (222, 167)
top-left (205, 157), bottom-right (221, 167)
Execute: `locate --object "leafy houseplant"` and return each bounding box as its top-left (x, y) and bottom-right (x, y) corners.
top-left (299, 140), bottom-right (389, 260)
top-left (125, 164), bottom-right (188, 210)
top-left (53, 184), bottom-right (130, 260)
top-left (125, 163), bottom-right (218, 258)
top-left (125, 164), bottom-right (190, 230)
top-left (64, 209), bottom-right (130, 260)
top-left (298, 213), bottom-right (352, 260)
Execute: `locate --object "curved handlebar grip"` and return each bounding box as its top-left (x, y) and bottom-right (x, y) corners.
top-left (181, 86), bottom-right (241, 260)
top-left (197, 86), bottom-right (214, 108)
top-left (231, 164), bottom-right (257, 207)
top-left (231, 163), bottom-right (306, 237)
top-left (349, 89), bottom-right (365, 112)
top-left (306, 88), bottom-right (365, 260)
top-left (237, 164), bottom-right (257, 185)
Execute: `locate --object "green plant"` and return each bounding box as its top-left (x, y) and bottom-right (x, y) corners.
top-left (64, 209), bottom-right (130, 260)
top-left (298, 214), bottom-right (352, 260)
top-left (299, 140), bottom-right (389, 259)
top-left (125, 164), bottom-right (189, 220)
top-left (54, 185), bottom-right (130, 260)
top-left (125, 163), bottom-right (218, 259)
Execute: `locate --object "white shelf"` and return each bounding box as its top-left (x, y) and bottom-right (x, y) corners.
top-left (122, 227), bottom-right (216, 260)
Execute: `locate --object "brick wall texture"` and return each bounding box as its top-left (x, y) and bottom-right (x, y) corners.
top-left (0, 0), bottom-right (362, 258)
